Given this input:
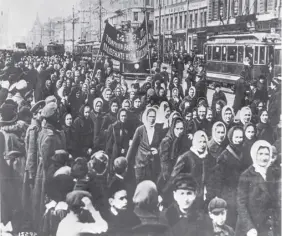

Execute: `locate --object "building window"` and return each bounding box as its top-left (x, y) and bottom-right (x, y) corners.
top-left (264, 0), bottom-right (268, 12)
top-left (175, 15), bottom-right (178, 29)
top-left (233, 0), bottom-right (239, 16)
top-left (156, 19), bottom-right (158, 32)
top-left (184, 13), bottom-right (187, 28)
top-left (204, 12), bottom-right (207, 26)
top-left (134, 12), bottom-right (138, 21)
top-left (219, 0), bottom-right (224, 19)
top-left (145, 0), bottom-right (150, 5)
top-left (162, 18), bottom-right (165, 32)
top-left (166, 18), bottom-right (169, 30)
top-left (171, 16), bottom-right (173, 29)
top-left (179, 14), bottom-right (182, 28)
top-left (200, 12), bottom-right (203, 27)
top-left (189, 14), bottom-right (192, 28)
top-left (212, 0), bottom-right (216, 20)
top-left (195, 13), bottom-right (198, 28)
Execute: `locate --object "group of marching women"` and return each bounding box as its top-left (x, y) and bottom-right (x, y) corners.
top-left (0, 53), bottom-right (280, 236)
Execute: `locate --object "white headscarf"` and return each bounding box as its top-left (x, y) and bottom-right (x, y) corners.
top-left (212, 121), bottom-right (227, 144)
top-left (142, 106), bottom-right (157, 128)
top-left (250, 140), bottom-right (273, 180)
top-left (239, 106), bottom-right (252, 125)
top-left (156, 101), bottom-right (170, 126)
top-left (190, 130), bottom-right (209, 159)
top-left (221, 105), bottom-right (235, 124)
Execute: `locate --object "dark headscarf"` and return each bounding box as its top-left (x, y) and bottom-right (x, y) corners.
top-left (227, 126), bottom-right (244, 155)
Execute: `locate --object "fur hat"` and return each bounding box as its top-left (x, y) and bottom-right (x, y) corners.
top-left (71, 157), bottom-right (88, 179)
top-left (45, 95), bottom-right (57, 105)
top-left (52, 150), bottom-right (69, 165)
top-left (41, 102), bottom-right (58, 118)
top-left (0, 103), bottom-right (18, 124)
top-left (66, 190), bottom-right (92, 209)
top-left (108, 178), bottom-right (127, 198)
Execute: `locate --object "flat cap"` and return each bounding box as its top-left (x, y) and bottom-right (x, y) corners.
top-left (66, 190), bottom-right (92, 208)
top-left (173, 173), bottom-right (198, 191)
top-left (30, 100), bottom-right (45, 114)
top-left (208, 197), bottom-right (227, 214)
top-left (41, 102), bottom-right (58, 118)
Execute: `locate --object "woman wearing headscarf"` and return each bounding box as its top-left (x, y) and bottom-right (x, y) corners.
top-left (68, 86), bottom-right (84, 119)
top-left (171, 130), bottom-right (216, 209)
top-left (235, 140), bottom-right (280, 236)
top-left (239, 106), bottom-right (253, 127)
top-left (126, 107), bottom-right (162, 184)
top-left (207, 121), bottom-right (227, 160)
top-left (102, 88), bottom-right (113, 113)
top-left (72, 104), bottom-right (94, 158)
top-left (113, 86), bottom-right (124, 105)
top-left (256, 110), bottom-right (274, 144)
top-left (221, 105), bottom-right (236, 132)
top-left (169, 77), bottom-right (184, 99)
top-left (180, 86), bottom-right (197, 111)
top-left (105, 108), bottom-right (130, 176)
top-left (121, 99), bottom-right (132, 111)
top-left (210, 126), bottom-right (246, 228)
top-left (132, 181), bottom-right (168, 236)
top-left (90, 98), bottom-right (106, 152)
top-left (129, 95), bottom-right (143, 121)
top-left (101, 98), bottom-right (119, 131)
top-left (155, 101), bottom-right (171, 139)
top-left (242, 123), bottom-right (257, 170)
top-left (157, 117), bottom-right (189, 192)
top-left (169, 88), bottom-right (182, 113)
top-left (62, 113), bottom-right (75, 157)
top-left (212, 99), bottom-right (226, 122)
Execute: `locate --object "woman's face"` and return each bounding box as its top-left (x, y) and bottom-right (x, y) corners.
top-left (115, 88), bottom-right (121, 96)
top-left (76, 91), bottom-right (81, 98)
top-left (224, 109), bottom-right (233, 123)
top-left (164, 107), bottom-right (171, 119)
top-left (256, 147), bottom-right (271, 168)
top-left (198, 106), bottom-right (206, 120)
top-left (214, 126), bottom-right (225, 143)
top-left (105, 90), bottom-right (112, 101)
top-left (65, 114), bottom-right (73, 127)
top-left (133, 98), bottom-right (141, 109)
top-left (159, 89), bottom-right (165, 97)
top-left (82, 84), bottom-right (88, 92)
top-left (95, 101), bottom-right (102, 113)
top-left (260, 111), bottom-right (268, 123)
top-left (90, 88), bottom-right (95, 95)
top-left (172, 89), bottom-right (179, 97)
top-left (84, 106), bottom-right (90, 119)
top-left (119, 110), bottom-right (127, 123)
top-left (129, 91), bottom-right (135, 100)
top-left (232, 130), bottom-right (244, 145)
top-left (123, 101), bottom-right (130, 110)
top-left (174, 121), bottom-right (184, 138)
top-left (243, 110), bottom-right (252, 123)
top-left (196, 136), bottom-right (207, 153)
top-left (245, 126), bottom-right (255, 140)
top-left (185, 113), bottom-right (192, 122)
top-left (147, 111), bottom-right (156, 126)
top-left (215, 104), bottom-right (222, 113)
top-left (188, 89), bottom-right (195, 97)
top-left (111, 102), bottom-right (119, 113)
top-left (193, 110), bottom-right (197, 119)
top-left (206, 110), bottom-right (213, 122)
top-left (257, 102), bottom-right (264, 111)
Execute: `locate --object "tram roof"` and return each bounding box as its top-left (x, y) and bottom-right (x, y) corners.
top-left (206, 32), bottom-right (281, 44)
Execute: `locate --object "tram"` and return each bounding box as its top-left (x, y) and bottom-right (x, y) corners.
top-left (74, 41), bottom-right (101, 60)
top-left (204, 32), bottom-right (281, 88)
top-left (46, 42), bottom-right (65, 56)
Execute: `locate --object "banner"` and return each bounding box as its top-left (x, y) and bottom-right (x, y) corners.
top-left (100, 19), bottom-right (148, 64)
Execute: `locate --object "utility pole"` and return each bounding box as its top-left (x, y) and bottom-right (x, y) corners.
top-left (186, 0), bottom-right (189, 52)
top-left (158, 1), bottom-right (161, 63)
top-left (99, 0), bottom-right (102, 42)
top-left (63, 19), bottom-right (65, 46)
top-left (49, 18), bottom-right (52, 42)
top-left (72, 5), bottom-right (75, 54)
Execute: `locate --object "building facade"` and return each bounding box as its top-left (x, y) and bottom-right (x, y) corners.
top-left (154, 0), bottom-right (207, 54)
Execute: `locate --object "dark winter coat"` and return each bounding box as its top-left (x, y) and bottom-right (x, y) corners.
top-left (161, 203), bottom-right (212, 236)
top-left (126, 125), bottom-right (162, 184)
top-left (102, 111), bottom-right (117, 131)
top-left (268, 88), bottom-right (281, 127)
top-left (62, 125), bottom-right (75, 156)
top-left (207, 139), bottom-right (226, 160)
top-left (256, 122), bottom-right (274, 144)
top-left (209, 145), bottom-right (246, 228)
top-left (90, 110), bottom-right (105, 152)
top-left (171, 150), bottom-right (216, 210)
top-left (72, 112), bottom-right (94, 157)
top-left (195, 79), bottom-right (207, 100)
top-left (157, 118), bottom-right (190, 191)
top-left (233, 78), bottom-right (249, 113)
top-left (235, 166), bottom-right (280, 236)
top-left (105, 121), bottom-right (130, 175)
top-left (187, 118), bottom-right (210, 136)
top-left (211, 91), bottom-right (227, 110)
top-left (32, 123), bottom-right (66, 232)
top-left (242, 138), bottom-right (256, 170)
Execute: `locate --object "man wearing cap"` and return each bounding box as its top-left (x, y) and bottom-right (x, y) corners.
top-left (207, 197), bottom-right (234, 236)
top-left (32, 102), bottom-right (66, 233)
top-left (24, 100), bottom-right (46, 186)
top-left (160, 66), bottom-right (169, 89)
top-left (233, 71), bottom-right (249, 114)
top-left (268, 77), bottom-right (281, 127)
top-left (161, 174), bottom-right (210, 236)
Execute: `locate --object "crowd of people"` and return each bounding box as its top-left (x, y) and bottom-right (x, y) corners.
top-left (0, 51), bottom-right (280, 236)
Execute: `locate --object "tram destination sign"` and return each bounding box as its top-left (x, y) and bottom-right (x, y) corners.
top-left (100, 20), bottom-right (148, 63)
top-left (215, 38), bottom-right (236, 44)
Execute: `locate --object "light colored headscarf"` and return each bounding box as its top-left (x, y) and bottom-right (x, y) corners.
top-left (168, 111), bottom-right (181, 127)
top-left (221, 105), bottom-right (235, 124)
top-left (102, 88), bottom-right (112, 101)
top-left (212, 121), bottom-right (227, 144)
top-left (190, 130), bottom-right (209, 159)
top-left (142, 106), bottom-right (157, 128)
top-left (250, 140), bottom-right (272, 180)
top-left (121, 99), bottom-right (131, 109)
top-left (93, 97), bottom-right (103, 112)
top-left (239, 106), bottom-right (252, 125)
top-left (156, 101), bottom-right (170, 126)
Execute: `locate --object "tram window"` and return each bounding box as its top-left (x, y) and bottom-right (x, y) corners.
top-left (274, 49), bottom-right (281, 65)
top-left (254, 46), bottom-right (259, 64)
top-left (222, 46), bottom-right (226, 61)
top-left (238, 46), bottom-right (244, 63)
top-left (245, 46), bottom-right (253, 64)
top-left (259, 46), bottom-right (266, 64)
top-left (207, 46), bottom-right (212, 60)
top-left (227, 46), bottom-right (237, 62)
top-left (212, 46), bottom-right (221, 61)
